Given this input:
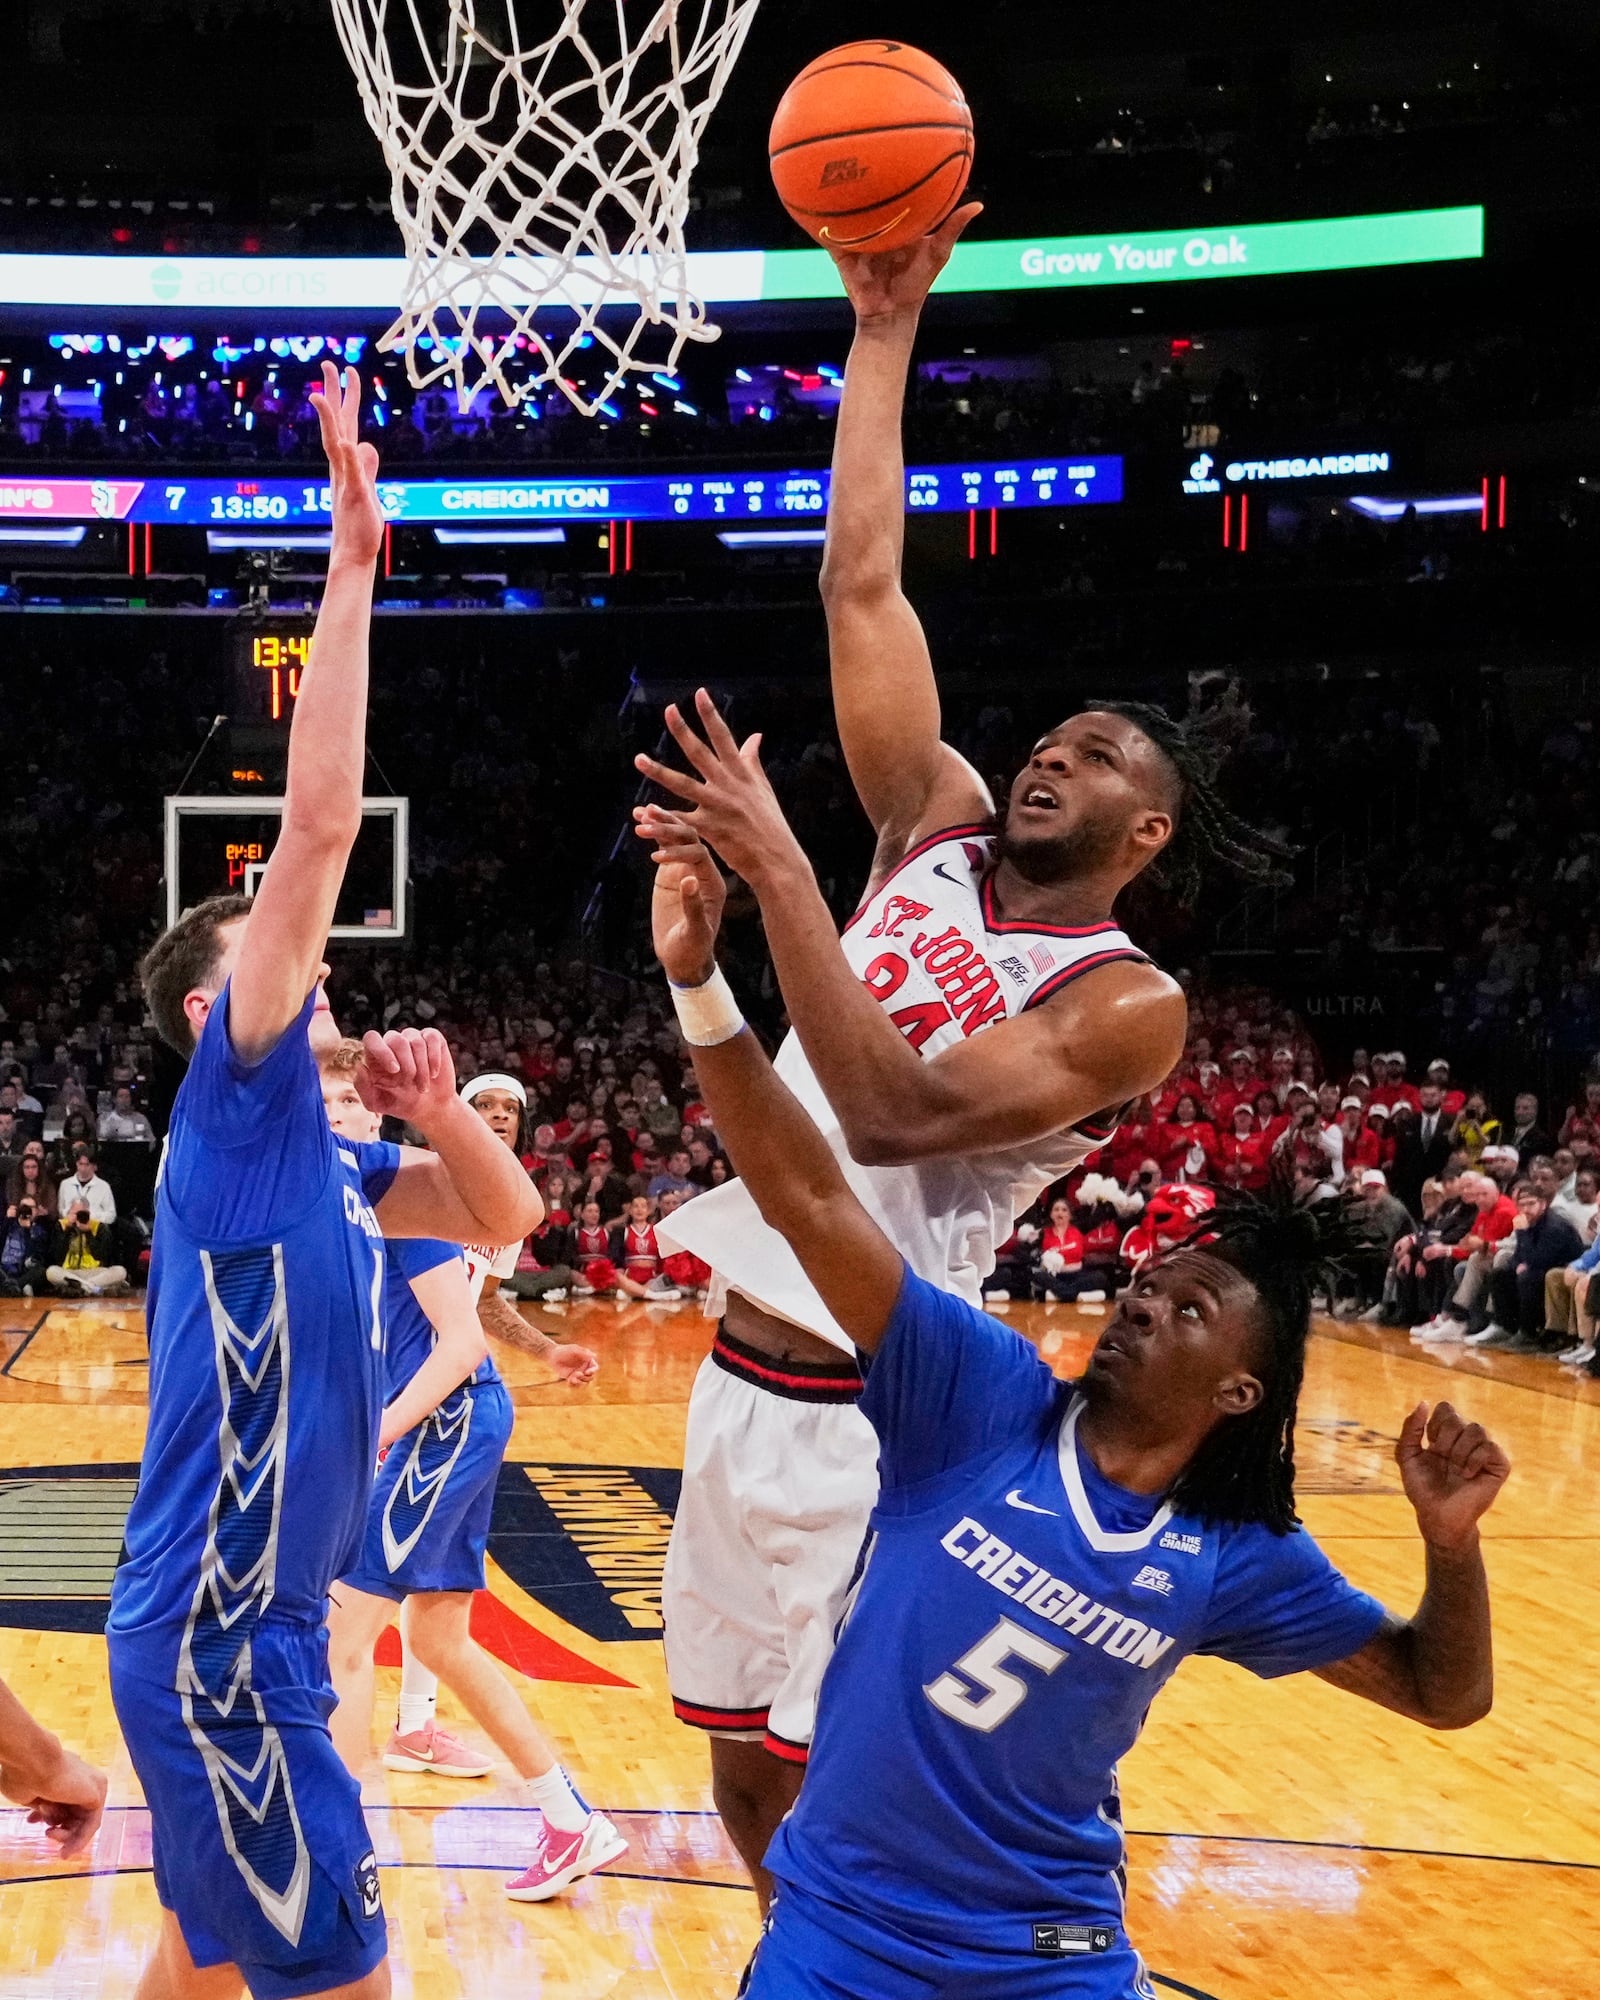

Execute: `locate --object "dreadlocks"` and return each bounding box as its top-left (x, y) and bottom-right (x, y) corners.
top-left (1164, 1189), bottom-right (1371, 1535)
top-left (1084, 684), bottom-right (1297, 905)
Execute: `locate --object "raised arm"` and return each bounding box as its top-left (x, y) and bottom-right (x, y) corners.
top-left (651, 829), bottom-right (903, 1351)
top-left (360, 1030), bottom-right (542, 1247)
top-left (229, 362), bottom-right (384, 1063)
top-left (1315, 1401), bottom-right (1507, 1727)
top-left (637, 695), bottom-right (1186, 1165)
top-left (820, 208), bottom-right (990, 858)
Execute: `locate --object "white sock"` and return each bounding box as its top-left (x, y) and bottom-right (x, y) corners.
top-left (523, 1764), bottom-right (589, 1833)
top-left (396, 1645), bottom-right (439, 1739)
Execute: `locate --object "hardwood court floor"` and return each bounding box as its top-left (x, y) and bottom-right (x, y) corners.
top-left (1, 1292), bottom-right (1594, 2000)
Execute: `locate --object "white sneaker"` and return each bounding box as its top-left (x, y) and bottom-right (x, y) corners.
top-left (1560, 1343), bottom-right (1595, 1367)
top-left (1076, 1290), bottom-right (1107, 1304)
top-left (644, 1278), bottom-right (682, 1300)
top-left (1409, 1317), bottom-right (1447, 1339)
top-left (571, 1282), bottom-right (595, 1297)
top-left (542, 1287), bottom-right (568, 1303)
top-left (1415, 1319), bottom-right (1465, 1343)
top-left (1358, 1304), bottom-right (1386, 1322)
top-left (982, 1289), bottom-right (1011, 1303)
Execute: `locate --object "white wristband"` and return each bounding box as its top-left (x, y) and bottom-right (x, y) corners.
top-left (670, 966), bottom-right (745, 1047)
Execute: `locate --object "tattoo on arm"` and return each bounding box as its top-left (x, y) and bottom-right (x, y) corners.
top-left (478, 1287), bottom-right (556, 1360)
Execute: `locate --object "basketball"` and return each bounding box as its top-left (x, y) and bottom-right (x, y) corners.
top-left (769, 41), bottom-right (974, 254)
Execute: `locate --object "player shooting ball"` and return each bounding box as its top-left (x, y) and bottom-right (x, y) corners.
top-left (643, 807), bottom-right (1509, 2000)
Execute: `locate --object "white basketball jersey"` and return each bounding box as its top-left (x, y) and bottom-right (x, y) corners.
top-left (658, 823), bottom-right (1151, 1352)
top-left (461, 1239), bottom-right (519, 1308)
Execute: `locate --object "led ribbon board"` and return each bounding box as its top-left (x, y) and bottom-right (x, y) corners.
top-left (0, 457), bottom-right (1122, 524)
top-left (0, 208), bottom-right (1482, 311)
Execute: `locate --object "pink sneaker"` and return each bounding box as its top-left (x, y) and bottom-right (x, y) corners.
top-left (504, 1811), bottom-right (628, 1901)
top-left (382, 1722), bottom-right (494, 1778)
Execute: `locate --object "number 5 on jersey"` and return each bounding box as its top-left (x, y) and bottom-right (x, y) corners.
top-left (924, 1617), bottom-right (1066, 1732)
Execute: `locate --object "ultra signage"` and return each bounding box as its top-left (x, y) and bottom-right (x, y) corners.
top-left (0, 208), bottom-right (1483, 313)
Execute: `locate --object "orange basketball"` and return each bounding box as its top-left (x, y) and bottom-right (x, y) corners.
top-left (768, 41), bottom-right (973, 255)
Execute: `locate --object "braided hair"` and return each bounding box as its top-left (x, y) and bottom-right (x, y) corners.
top-left (1164, 1189), bottom-right (1370, 1535)
top-left (1083, 684), bottom-right (1296, 905)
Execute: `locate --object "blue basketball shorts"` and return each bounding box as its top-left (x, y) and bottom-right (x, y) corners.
top-left (339, 1378), bottom-right (513, 1601)
top-left (110, 1655), bottom-right (386, 2000)
top-left (744, 1875), bottom-right (1154, 2000)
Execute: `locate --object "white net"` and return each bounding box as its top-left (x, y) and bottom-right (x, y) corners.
top-left (328, 0), bottom-right (761, 416)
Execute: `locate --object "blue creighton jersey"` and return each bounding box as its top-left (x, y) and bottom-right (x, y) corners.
top-left (108, 983), bottom-right (400, 1719)
top-left (770, 1267), bottom-right (1386, 1961)
top-left (382, 1238), bottom-right (502, 1399)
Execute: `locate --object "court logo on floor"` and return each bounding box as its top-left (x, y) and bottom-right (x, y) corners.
top-left (0, 1462), bottom-right (141, 1633)
top-left (0, 1459), bottom-right (680, 1644)
top-left (490, 1462), bottom-right (681, 1641)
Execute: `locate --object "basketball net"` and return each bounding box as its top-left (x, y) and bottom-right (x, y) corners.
top-left (329, 0), bottom-right (761, 416)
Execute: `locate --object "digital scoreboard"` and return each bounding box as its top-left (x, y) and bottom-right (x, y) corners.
top-left (0, 456), bottom-right (1122, 526)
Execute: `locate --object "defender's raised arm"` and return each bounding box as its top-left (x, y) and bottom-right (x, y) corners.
top-left (229, 361), bottom-right (385, 1062)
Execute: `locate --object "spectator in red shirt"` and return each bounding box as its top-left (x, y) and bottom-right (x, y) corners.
top-left (1031, 1195), bottom-right (1090, 1302)
top-left (1107, 1096), bottom-right (1162, 1184)
top-left (1413, 1172), bottom-right (1520, 1342)
top-left (1382, 1053), bottom-right (1423, 1116)
top-left (1266, 1046), bottom-right (1298, 1108)
top-left (1363, 1100), bottom-right (1395, 1171)
top-left (1335, 1098), bottom-right (1382, 1177)
top-left (1427, 1059), bottom-right (1467, 1119)
top-left (1214, 1048), bottom-right (1266, 1123)
top-left (1215, 1103), bottom-right (1270, 1192)
top-left (1160, 1093), bottom-right (1217, 1184)
top-left (1252, 1087), bottom-right (1289, 1150)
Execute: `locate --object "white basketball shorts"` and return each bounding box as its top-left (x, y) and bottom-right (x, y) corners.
top-left (663, 1327), bottom-right (880, 1764)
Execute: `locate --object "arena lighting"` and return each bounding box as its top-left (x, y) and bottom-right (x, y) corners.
top-left (717, 529), bottom-right (827, 547)
top-left (0, 207), bottom-right (1483, 311)
top-left (434, 526), bottom-right (566, 544)
top-left (0, 523), bottom-right (86, 544)
top-left (1344, 495), bottom-right (1484, 519)
top-left (205, 530), bottom-right (333, 551)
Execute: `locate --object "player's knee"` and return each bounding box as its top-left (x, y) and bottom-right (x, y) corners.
top-left (711, 1757), bottom-right (789, 1846)
top-left (405, 1615), bottom-right (469, 1678)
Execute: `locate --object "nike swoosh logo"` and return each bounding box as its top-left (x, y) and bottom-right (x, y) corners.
top-left (931, 862), bottom-right (965, 883)
top-left (1005, 1490), bottom-right (1058, 1515)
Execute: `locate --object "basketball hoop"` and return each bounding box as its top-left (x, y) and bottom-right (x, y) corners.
top-left (328, 0), bottom-right (761, 416)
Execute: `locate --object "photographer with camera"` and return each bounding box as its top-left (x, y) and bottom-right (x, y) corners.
top-left (44, 1198), bottom-right (129, 1298)
top-left (0, 1195), bottom-right (51, 1297)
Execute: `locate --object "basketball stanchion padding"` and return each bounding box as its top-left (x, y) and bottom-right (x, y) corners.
top-left (769, 41), bottom-right (973, 254)
top-left (328, 0), bottom-right (761, 417)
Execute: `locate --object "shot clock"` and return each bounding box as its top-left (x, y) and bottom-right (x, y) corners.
top-left (224, 614), bottom-right (316, 789)
top-left (228, 615), bottom-right (316, 726)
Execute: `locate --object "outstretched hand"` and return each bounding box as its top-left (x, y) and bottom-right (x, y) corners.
top-left (827, 201), bottom-right (983, 325)
top-left (633, 688), bottom-right (807, 892)
top-left (356, 1027), bottom-right (459, 1130)
top-left (644, 811), bottom-right (727, 988)
top-left (309, 360), bottom-right (384, 566)
top-left (548, 1342), bottom-right (600, 1386)
top-left (0, 1741), bottom-right (106, 1860)
top-left (1396, 1400), bottom-right (1511, 1553)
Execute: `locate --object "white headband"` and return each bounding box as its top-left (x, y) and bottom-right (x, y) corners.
top-left (460, 1071), bottom-right (527, 1108)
